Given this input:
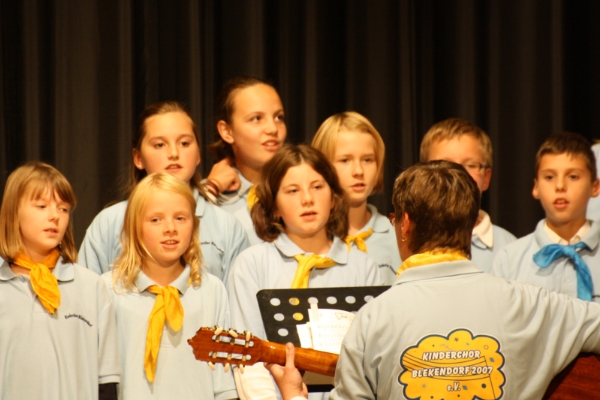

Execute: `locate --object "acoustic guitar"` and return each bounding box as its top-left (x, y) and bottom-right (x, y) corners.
top-left (188, 326), bottom-right (338, 376)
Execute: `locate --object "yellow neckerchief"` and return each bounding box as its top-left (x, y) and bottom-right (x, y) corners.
top-left (344, 228), bottom-right (374, 252)
top-left (291, 254), bottom-right (337, 288)
top-left (246, 185), bottom-right (258, 211)
top-left (144, 285), bottom-right (184, 382)
top-left (396, 250), bottom-right (468, 276)
top-left (13, 249), bottom-right (61, 313)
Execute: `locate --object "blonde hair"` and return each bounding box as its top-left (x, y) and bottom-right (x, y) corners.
top-left (420, 118), bottom-right (493, 168)
top-left (0, 162), bottom-right (77, 263)
top-left (113, 172), bottom-right (202, 291)
top-left (312, 111), bottom-right (386, 192)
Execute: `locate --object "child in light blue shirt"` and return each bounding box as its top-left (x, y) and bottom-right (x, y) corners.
top-left (420, 118), bottom-right (516, 271)
top-left (492, 132), bottom-right (600, 301)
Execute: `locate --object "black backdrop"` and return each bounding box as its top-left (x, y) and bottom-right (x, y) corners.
top-left (2, 1), bottom-right (600, 246)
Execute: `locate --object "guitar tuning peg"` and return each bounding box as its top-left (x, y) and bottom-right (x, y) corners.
top-left (228, 328), bottom-right (239, 338)
top-left (214, 326), bottom-right (223, 335)
top-left (224, 363), bottom-right (230, 373)
top-left (208, 361), bottom-right (216, 371)
top-left (239, 364), bottom-right (245, 373)
top-left (244, 330), bottom-right (251, 347)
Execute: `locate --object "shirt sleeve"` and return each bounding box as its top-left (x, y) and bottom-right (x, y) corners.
top-left (221, 212), bottom-right (250, 288)
top-left (228, 249), bottom-right (268, 338)
top-left (212, 280), bottom-right (240, 400)
top-left (490, 246), bottom-right (511, 279)
top-left (96, 277), bottom-right (120, 384)
top-left (79, 208), bottom-right (120, 275)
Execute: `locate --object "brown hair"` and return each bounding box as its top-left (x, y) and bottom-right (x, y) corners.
top-left (123, 101), bottom-right (205, 198)
top-left (535, 132), bottom-right (597, 181)
top-left (312, 111), bottom-right (386, 192)
top-left (0, 162), bottom-right (78, 263)
top-left (420, 118), bottom-right (493, 168)
top-left (113, 172), bottom-right (202, 291)
top-left (208, 76), bottom-right (278, 161)
top-left (252, 144), bottom-right (349, 242)
top-left (392, 160), bottom-right (479, 257)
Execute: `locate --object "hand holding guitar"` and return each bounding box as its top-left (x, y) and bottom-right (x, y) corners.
top-left (264, 343), bottom-right (308, 400)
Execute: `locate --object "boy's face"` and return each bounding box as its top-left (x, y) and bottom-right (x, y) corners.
top-left (427, 135), bottom-right (491, 193)
top-left (533, 153), bottom-right (600, 230)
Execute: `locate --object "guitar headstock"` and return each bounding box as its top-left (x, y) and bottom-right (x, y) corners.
top-left (188, 326), bottom-right (265, 372)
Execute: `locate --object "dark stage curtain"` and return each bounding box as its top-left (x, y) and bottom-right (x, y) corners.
top-left (1, 0), bottom-right (600, 245)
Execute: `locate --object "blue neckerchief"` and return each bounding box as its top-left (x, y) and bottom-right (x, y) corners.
top-left (533, 242), bottom-right (592, 301)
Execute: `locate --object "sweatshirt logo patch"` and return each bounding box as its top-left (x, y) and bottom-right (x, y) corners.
top-left (398, 329), bottom-right (505, 399)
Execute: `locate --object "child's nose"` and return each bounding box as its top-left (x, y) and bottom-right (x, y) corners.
top-left (264, 117), bottom-right (278, 136)
top-left (301, 190), bottom-right (314, 205)
top-left (352, 160), bottom-right (363, 175)
top-left (164, 220), bottom-right (177, 233)
top-left (168, 144), bottom-right (179, 159)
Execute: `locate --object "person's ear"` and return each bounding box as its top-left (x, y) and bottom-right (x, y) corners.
top-left (591, 177), bottom-right (600, 198)
top-left (532, 179), bottom-right (540, 199)
top-left (217, 120), bottom-right (235, 144)
top-left (132, 149), bottom-right (144, 170)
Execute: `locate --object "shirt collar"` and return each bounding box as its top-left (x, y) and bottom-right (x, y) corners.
top-left (543, 220), bottom-right (591, 245)
top-left (535, 219), bottom-right (600, 250)
top-left (362, 204), bottom-right (393, 233)
top-left (393, 259), bottom-right (482, 286)
top-left (273, 233), bottom-right (348, 264)
top-left (235, 167), bottom-right (253, 198)
top-left (0, 257), bottom-right (74, 282)
top-left (471, 210), bottom-right (493, 248)
top-left (134, 265), bottom-right (191, 295)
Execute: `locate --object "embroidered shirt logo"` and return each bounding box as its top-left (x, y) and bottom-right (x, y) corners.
top-left (64, 313), bottom-right (93, 327)
top-left (399, 329), bottom-right (506, 399)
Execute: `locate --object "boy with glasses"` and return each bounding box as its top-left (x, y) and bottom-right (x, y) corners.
top-left (419, 118), bottom-right (516, 271)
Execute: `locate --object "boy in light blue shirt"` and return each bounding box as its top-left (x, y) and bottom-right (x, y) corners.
top-left (420, 118), bottom-right (516, 271)
top-left (492, 132), bottom-right (600, 301)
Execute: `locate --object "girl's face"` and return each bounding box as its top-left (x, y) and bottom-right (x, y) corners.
top-left (18, 190), bottom-right (70, 262)
top-left (333, 131), bottom-right (378, 207)
top-left (275, 163), bottom-right (334, 241)
top-left (220, 84), bottom-right (286, 171)
top-left (133, 111), bottom-right (201, 183)
top-left (140, 189), bottom-right (194, 270)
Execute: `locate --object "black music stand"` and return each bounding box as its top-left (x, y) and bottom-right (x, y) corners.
top-left (256, 286), bottom-right (390, 392)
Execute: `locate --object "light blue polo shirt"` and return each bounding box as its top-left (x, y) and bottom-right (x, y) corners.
top-left (228, 233), bottom-right (383, 400)
top-left (491, 219), bottom-right (600, 302)
top-left (79, 190), bottom-right (249, 287)
top-left (103, 267), bottom-right (237, 399)
top-left (348, 204), bottom-right (400, 284)
top-left (0, 259), bottom-right (120, 399)
top-left (330, 259), bottom-right (600, 399)
top-left (471, 224), bottom-right (517, 272)
top-left (218, 168), bottom-right (253, 215)
top-left (587, 143), bottom-right (600, 222)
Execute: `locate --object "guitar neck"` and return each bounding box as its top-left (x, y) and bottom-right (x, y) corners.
top-left (259, 341), bottom-right (338, 377)
top-left (188, 327), bottom-right (339, 377)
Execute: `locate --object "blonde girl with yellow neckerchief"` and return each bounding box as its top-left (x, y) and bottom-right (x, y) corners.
top-left (312, 112), bottom-right (401, 284)
top-left (104, 172), bottom-right (236, 399)
top-left (0, 162), bottom-right (120, 400)
top-left (227, 145), bottom-right (383, 400)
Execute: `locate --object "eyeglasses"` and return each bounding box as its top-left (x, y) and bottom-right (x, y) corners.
top-left (388, 212), bottom-right (396, 226)
top-left (462, 162), bottom-right (488, 173)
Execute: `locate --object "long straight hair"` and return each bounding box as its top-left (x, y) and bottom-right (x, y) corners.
top-left (0, 162), bottom-right (78, 263)
top-left (113, 172), bottom-right (203, 291)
